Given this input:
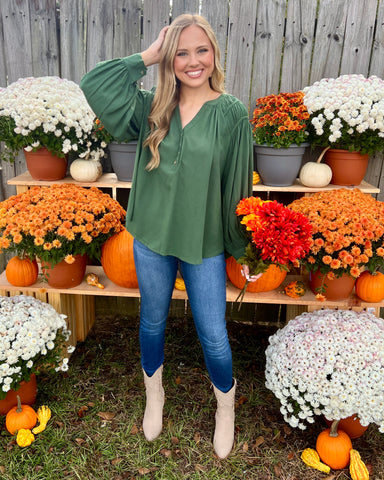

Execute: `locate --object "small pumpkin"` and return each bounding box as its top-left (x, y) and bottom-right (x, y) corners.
top-left (284, 280), bottom-right (306, 298)
top-left (85, 273), bottom-right (105, 289)
top-left (355, 270), bottom-right (384, 303)
top-left (316, 419), bottom-right (353, 470)
top-left (225, 256), bottom-right (287, 293)
top-left (32, 405), bottom-right (52, 434)
top-left (16, 428), bottom-right (35, 447)
top-left (253, 171), bottom-right (261, 185)
top-left (101, 228), bottom-right (138, 288)
top-left (5, 395), bottom-right (37, 435)
top-left (350, 449), bottom-right (370, 480)
top-left (299, 146), bottom-right (332, 188)
top-left (5, 256), bottom-right (38, 287)
top-left (70, 158), bottom-right (103, 182)
top-left (301, 448), bottom-right (330, 474)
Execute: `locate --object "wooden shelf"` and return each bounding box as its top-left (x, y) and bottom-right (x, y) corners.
top-left (8, 172), bottom-right (380, 200)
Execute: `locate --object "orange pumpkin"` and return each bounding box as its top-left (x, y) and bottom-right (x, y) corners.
top-left (101, 229), bottom-right (138, 288)
top-left (284, 280), bottom-right (306, 298)
top-left (324, 414), bottom-right (369, 439)
top-left (5, 396), bottom-right (37, 435)
top-left (225, 256), bottom-right (287, 293)
top-left (355, 270), bottom-right (384, 302)
top-left (5, 256), bottom-right (38, 287)
top-left (316, 420), bottom-right (353, 470)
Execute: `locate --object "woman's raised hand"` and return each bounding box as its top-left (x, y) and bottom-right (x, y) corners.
top-left (141, 26), bottom-right (170, 67)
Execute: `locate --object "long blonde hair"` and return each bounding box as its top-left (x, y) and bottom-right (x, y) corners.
top-left (144, 14), bottom-right (225, 171)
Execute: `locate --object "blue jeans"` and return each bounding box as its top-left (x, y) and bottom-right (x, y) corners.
top-left (133, 239), bottom-right (233, 392)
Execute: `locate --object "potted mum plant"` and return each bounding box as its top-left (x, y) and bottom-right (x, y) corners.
top-left (0, 76), bottom-right (105, 180)
top-left (288, 188), bottom-right (384, 300)
top-left (226, 196), bottom-right (312, 307)
top-left (0, 295), bottom-right (75, 413)
top-left (265, 308), bottom-right (384, 435)
top-left (303, 74), bottom-right (384, 185)
top-left (0, 184), bottom-right (126, 288)
top-left (251, 91), bottom-right (310, 186)
top-left (93, 118), bottom-right (138, 182)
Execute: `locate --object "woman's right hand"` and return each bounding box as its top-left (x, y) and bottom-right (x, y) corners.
top-left (141, 26), bottom-right (170, 67)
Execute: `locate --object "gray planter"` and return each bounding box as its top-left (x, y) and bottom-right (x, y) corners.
top-left (109, 140), bottom-right (138, 182)
top-left (254, 143), bottom-right (309, 187)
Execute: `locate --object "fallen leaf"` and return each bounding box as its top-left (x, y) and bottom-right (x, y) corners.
top-left (171, 436), bottom-right (179, 445)
top-left (130, 424), bottom-right (139, 435)
top-left (75, 438), bottom-right (86, 445)
top-left (366, 463), bottom-right (374, 475)
top-left (287, 451), bottom-right (295, 460)
top-left (97, 411), bottom-right (115, 421)
top-left (111, 458), bottom-right (122, 465)
top-left (283, 424), bottom-right (292, 435)
top-left (77, 406), bottom-right (88, 418)
top-left (194, 432), bottom-right (201, 443)
top-left (195, 464), bottom-right (205, 472)
top-left (55, 420), bottom-right (64, 428)
top-left (175, 376), bottom-right (181, 385)
top-left (253, 436), bottom-right (265, 449)
top-left (242, 441), bottom-right (249, 452)
top-left (237, 396), bottom-right (248, 405)
top-left (274, 462), bottom-right (282, 477)
top-left (138, 467), bottom-right (150, 475)
top-left (0, 466), bottom-right (5, 474)
top-left (160, 448), bottom-right (172, 458)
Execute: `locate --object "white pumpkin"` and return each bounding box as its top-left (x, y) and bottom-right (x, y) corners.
top-left (70, 158), bottom-right (103, 182)
top-left (299, 146), bottom-right (332, 188)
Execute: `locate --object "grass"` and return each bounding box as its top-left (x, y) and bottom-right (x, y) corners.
top-left (0, 308), bottom-right (383, 479)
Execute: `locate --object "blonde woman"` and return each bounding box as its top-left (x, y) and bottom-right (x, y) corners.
top-left (81, 13), bottom-right (256, 459)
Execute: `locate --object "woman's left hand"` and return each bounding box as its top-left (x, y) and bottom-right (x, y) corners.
top-left (241, 265), bottom-right (263, 282)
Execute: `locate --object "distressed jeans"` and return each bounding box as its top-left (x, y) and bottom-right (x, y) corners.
top-left (133, 239), bottom-right (233, 392)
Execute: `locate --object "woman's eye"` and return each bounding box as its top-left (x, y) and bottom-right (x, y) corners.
top-left (176, 52), bottom-right (187, 57)
top-left (198, 48), bottom-right (208, 54)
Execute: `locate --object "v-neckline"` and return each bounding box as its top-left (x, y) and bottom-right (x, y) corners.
top-left (177, 95), bottom-right (222, 130)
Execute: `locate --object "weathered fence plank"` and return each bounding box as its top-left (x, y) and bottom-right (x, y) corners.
top-left (340, 0), bottom-right (377, 76)
top-left (280, 0), bottom-right (318, 93)
top-left (86, 0), bottom-right (115, 70)
top-left (251, 0), bottom-right (286, 102)
top-left (225, 0), bottom-right (258, 106)
top-left (60, 0), bottom-right (87, 84)
top-left (172, 0), bottom-right (200, 19)
top-left (201, 0), bottom-right (229, 69)
top-left (112, 0), bottom-right (141, 59)
top-left (308, 0), bottom-right (349, 84)
top-left (29, 0), bottom-right (60, 77)
top-left (370, 0), bottom-right (384, 79)
top-left (141, 0), bottom-right (170, 90)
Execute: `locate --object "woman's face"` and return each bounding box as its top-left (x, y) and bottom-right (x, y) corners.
top-left (173, 24), bottom-right (215, 91)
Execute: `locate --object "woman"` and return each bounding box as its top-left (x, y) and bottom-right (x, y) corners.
top-left (81, 13), bottom-right (256, 459)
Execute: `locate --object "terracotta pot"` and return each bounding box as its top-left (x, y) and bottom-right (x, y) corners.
top-left (324, 148), bottom-right (369, 186)
top-left (0, 374), bottom-right (37, 415)
top-left (42, 254), bottom-right (87, 288)
top-left (324, 414), bottom-right (369, 439)
top-left (226, 257), bottom-right (287, 293)
top-left (309, 270), bottom-right (356, 300)
top-left (24, 147), bottom-right (68, 181)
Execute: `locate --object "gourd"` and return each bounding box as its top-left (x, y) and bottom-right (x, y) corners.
top-left (16, 428), bottom-right (35, 447)
top-left (174, 278), bottom-right (186, 290)
top-left (253, 171), bottom-right (261, 184)
top-left (355, 271), bottom-right (384, 303)
top-left (5, 256), bottom-right (38, 287)
top-left (69, 158), bottom-right (103, 182)
top-left (316, 420), bottom-right (353, 470)
top-left (101, 229), bottom-right (138, 288)
top-left (85, 273), bottom-right (105, 289)
top-left (32, 405), bottom-right (52, 434)
top-left (350, 449), bottom-right (370, 480)
top-left (299, 146), bottom-right (332, 188)
top-left (284, 280), bottom-right (306, 298)
top-left (301, 448), bottom-right (330, 474)
top-left (324, 414), bottom-right (369, 439)
top-left (225, 256), bottom-right (287, 293)
top-left (5, 396), bottom-right (37, 435)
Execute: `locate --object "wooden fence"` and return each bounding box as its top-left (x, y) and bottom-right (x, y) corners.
top-left (1, 0), bottom-right (384, 287)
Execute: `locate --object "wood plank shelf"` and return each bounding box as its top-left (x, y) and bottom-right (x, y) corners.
top-left (0, 268), bottom-right (381, 346)
top-left (7, 172), bottom-right (380, 199)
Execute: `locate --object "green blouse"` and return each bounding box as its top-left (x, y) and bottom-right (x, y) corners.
top-left (81, 53), bottom-right (253, 264)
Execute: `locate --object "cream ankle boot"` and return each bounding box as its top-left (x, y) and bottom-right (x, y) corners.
top-left (213, 379), bottom-right (237, 459)
top-left (142, 365), bottom-right (165, 441)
